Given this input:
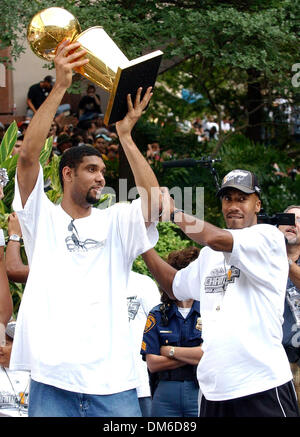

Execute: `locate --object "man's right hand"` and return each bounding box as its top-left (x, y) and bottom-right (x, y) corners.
top-left (54, 40), bottom-right (88, 91)
top-left (8, 212), bottom-right (22, 237)
top-left (159, 186), bottom-right (175, 222)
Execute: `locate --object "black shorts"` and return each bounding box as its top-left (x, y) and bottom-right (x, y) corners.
top-left (200, 381), bottom-right (300, 417)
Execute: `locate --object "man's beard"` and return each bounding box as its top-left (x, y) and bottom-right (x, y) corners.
top-left (86, 187), bottom-right (102, 205)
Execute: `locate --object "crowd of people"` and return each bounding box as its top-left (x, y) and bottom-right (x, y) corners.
top-left (0, 40), bottom-right (300, 419)
top-left (0, 78), bottom-right (120, 165)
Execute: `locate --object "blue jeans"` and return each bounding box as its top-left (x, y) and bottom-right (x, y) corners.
top-left (138, 396), bottom-right (152, 417)
top-left (28, 379), bottom-right (142, 417)
top-left (151, 381), bottom-right (199, 417)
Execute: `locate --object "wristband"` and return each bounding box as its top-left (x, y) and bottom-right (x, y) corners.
top-left (0, 229), bottom-right (5, 247)
top-left (170, 209), bottom-right (184, 223)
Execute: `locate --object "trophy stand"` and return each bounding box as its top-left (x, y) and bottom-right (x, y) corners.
top-left (106, 51), bottom-right (163, 125)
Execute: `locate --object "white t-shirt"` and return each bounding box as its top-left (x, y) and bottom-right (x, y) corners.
top-left (127, 271), bottom-right (160, 398)
top-left (11, 166), bottom-right (158, 395)
top-left (173, 224), bottom-right (292, 401)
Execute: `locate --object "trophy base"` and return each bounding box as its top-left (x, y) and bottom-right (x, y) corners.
top-left (104, 50), bottom-right (163, 126)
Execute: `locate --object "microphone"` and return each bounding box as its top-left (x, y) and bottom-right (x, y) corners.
top-left (162, 159), bottom-right (198, 168)
top-left (162, 157), bottom-right (221, 169)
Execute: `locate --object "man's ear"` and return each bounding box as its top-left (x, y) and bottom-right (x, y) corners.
top-left (255, 198), bottom-right (262, 214)
top-left (62, 166), bottom-right (74, 185)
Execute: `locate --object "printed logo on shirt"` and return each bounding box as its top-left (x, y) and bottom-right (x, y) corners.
top-left (0, 391), bottom-right (28, 412)
top-left (204, 265), bottom-right (240, 293)
top-left (141, 341), bottom-right (147, 351)
top-left (65, 236), bottom-right (106, 252)
top-left (144, 314), bottom-right (156, 333)
top-left (127, 296), bottom-right (141, 321)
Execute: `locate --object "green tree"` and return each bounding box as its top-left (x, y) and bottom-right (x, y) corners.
top-left (1, 0), bottom-right (299, 148)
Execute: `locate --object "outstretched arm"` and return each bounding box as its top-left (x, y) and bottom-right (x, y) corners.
top-left (160, 187), bottom-right (233, 252)
top-left (142, 248), bottom-right (177, 298)
top-left (116, 88), bottom-right (161, 224)
top-left (17, 41), bottom-right (88, 208)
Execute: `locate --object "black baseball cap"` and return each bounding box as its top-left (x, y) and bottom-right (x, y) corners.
top-left (217, 169), bottom-right (261, 197)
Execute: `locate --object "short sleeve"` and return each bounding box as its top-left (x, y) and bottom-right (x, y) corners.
top-left (117, 198), bottom-right (159, 264)
top-left (224, 224), bottom-right (288, 287)
top-left (13, 165), bottom-right (52, 265)
top-left (139, 277), bottom-right (161, 317)
top-left (141, 311), bottom-right (161, 356)
top-left (173, 256), bottom-right (201, 302)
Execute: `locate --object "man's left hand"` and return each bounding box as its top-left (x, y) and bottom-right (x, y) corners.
top-left (116, 87), bottom-right (153, 138)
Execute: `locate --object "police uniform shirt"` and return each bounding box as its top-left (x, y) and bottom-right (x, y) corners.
top-left (141, 300), bottom-right (202, 357)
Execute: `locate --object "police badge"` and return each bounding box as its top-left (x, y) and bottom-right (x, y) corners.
top-left (196, 317), bottom-right (202, 331)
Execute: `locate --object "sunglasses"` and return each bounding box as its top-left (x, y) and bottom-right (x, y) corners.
top-left (68, 219), bottom-right (81, 248)
top-left (66, 219), bottom-right (105, 252)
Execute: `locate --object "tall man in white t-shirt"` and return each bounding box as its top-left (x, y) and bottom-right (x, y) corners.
top-left (143, 169), bottom-right (299, 417)
top-left (10, 40), bottom-right (161, 417)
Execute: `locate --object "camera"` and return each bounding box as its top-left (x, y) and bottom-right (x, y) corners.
top-left (257, 211), bottom-right (295, 226)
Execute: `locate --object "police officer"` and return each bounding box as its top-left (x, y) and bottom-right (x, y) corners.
top-left (141, 247), bottom-right (203, 417)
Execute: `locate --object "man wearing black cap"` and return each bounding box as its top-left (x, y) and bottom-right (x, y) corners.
top-left (142, 168), bottom-right (299, 417)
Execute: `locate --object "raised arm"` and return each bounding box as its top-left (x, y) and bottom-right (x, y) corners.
top-left (17, 41), bottom-right (88, 207)
top-left (116, 88), bottom-right (161, 223)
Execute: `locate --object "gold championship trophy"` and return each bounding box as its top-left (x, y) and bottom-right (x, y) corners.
top-left (27, 7), bottom-right (163, 125)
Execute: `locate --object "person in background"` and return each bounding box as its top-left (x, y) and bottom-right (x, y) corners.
top-left (26, 76), bottom-right (54, 119)
top-left (0, 169), bottom-right (13, 348)
top-left (0, 321), bottom-right (30, 417)
top-left (11, 133), bottom-right (24, 157)
top-left (94, 133), bottom-right (111, 156)
top-left (127, 270), bottom-right (160, 417)
top-left (141, 246), bottom-right (203, 417)
top-left (279, 205), bottom-right (300, 404)
top-left (146, 143), bottom-right (161, 164)
top-left (78, 84), bottom-right (102, 122)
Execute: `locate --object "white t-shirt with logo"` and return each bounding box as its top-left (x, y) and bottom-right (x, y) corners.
top-left (173, 224), bottom-right (292, 401)
top-left (0, 368), bottom-right (30, 417)
top-left (127, 271), bottom-right (160, 398)
top-left (10, 166), bottom-right (158, 395)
